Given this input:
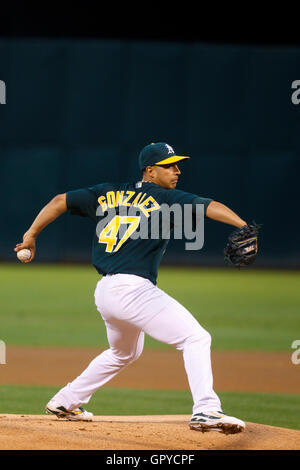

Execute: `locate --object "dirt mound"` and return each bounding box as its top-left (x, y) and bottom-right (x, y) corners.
top-left (0, 414), bottom-right (299, 450)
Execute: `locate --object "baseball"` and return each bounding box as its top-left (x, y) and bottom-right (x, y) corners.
top-left (17, 249), bottom-right (31, 262)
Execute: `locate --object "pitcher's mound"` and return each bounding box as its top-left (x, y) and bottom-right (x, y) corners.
top-left (0, 414), bottom-right (299, 450)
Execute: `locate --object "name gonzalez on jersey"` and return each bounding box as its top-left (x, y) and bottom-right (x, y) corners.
top-left (97, 190), bottom-right (160, 218)
top-left (97, 144), bottom-right (174, 218)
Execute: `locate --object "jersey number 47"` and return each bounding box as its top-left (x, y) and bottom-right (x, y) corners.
top-left (98, 215), bottom-right (141, 253)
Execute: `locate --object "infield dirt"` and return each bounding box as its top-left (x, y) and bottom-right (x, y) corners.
top-left (1, 346), bottom-right (299, 450)
top-left (0, 414), bottom-right (299, 450)
top-left (0, 346), bottom-right (299, 394)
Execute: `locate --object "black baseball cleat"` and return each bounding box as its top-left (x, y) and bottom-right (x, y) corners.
top-left (189, 411), bottom-right (245, 434)
top-left (46, 399), bottom-right (93, 421)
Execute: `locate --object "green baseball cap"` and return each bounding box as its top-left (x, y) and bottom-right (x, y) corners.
top-left (138, 142), bottom-right (190, 170)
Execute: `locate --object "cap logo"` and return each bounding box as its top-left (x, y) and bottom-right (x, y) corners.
top-left (165, 144), bottom-right (174, 154)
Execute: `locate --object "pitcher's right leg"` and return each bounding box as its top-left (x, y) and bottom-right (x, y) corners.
top-left (48, 321), bottom-right (144, 411)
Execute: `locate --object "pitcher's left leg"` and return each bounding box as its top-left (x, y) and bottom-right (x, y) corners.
top-left (138, 286), bottom-right (245, 433)
top-left (137, 286), bottom-right (221, 414)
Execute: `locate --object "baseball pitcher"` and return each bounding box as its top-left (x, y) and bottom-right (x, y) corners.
top-left (14, 143), bottom-right (259, 434)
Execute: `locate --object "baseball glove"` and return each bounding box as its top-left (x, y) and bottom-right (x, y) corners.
top-left (224, 223), bottom-right (261, 268)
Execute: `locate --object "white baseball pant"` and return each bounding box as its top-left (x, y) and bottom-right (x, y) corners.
top-left (52, 273), bottom-right (222, 414)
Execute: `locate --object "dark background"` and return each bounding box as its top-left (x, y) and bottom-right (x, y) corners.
top-left (1, 5), bottom-right (299, 267)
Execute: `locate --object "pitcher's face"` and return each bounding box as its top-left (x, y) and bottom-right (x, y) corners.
top-left (144, 163), bottom-right (181, 189)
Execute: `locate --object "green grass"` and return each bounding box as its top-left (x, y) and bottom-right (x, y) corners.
top-left (0, 385), bottom-right (299, 431)
top-left (1, 263), bottom-right (299, 351)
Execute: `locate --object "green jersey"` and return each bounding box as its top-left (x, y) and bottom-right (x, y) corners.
top-left (66, 181), bottom-right (212, 284)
